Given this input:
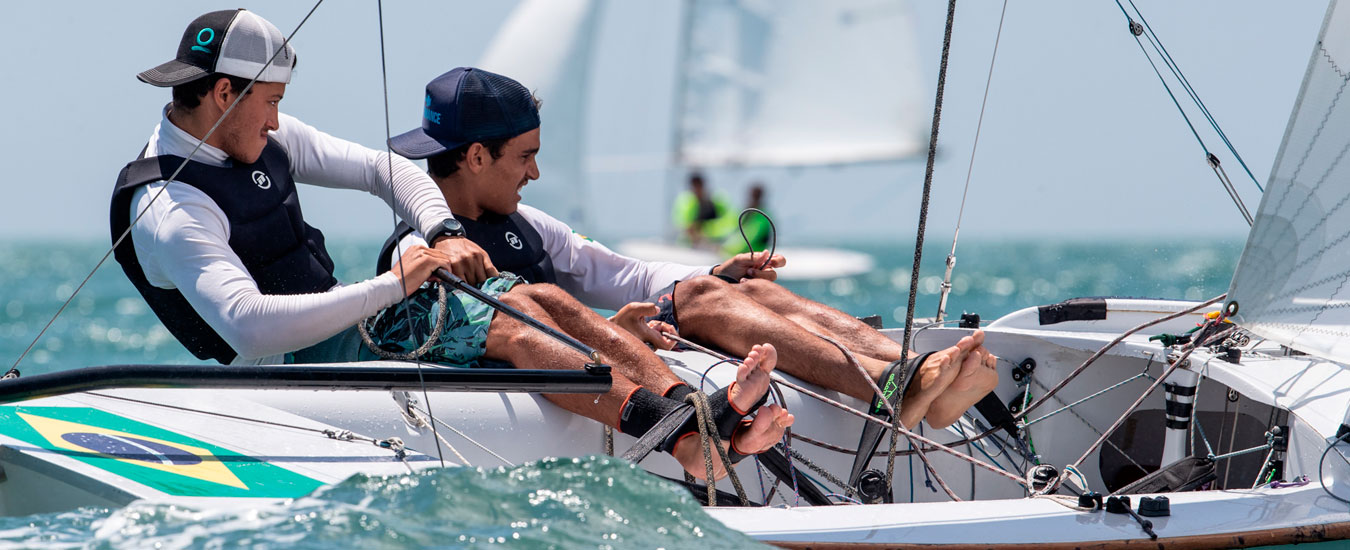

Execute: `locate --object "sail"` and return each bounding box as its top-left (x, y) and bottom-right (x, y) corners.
top-left (676, 0), bottom-right (927, 167)
top-left (478, 0), bottom-right (602, 227)
top-left (1227, 1), bottom-right (1350, 362)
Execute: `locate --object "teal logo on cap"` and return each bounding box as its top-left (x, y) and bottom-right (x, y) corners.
top-left (423, 95), bottom-right (442, 125)
top-left (191, 28), bottom-right (215, 54)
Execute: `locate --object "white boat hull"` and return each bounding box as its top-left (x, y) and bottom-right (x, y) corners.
top-left (2, 298), bottom-right (1348, 547)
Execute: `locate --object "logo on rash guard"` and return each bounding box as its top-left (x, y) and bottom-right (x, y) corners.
top-left (505, 232), bottom-right (523, 250)
top-left (251, 171), bottom-right (272, 189)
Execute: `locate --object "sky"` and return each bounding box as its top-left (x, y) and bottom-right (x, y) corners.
top-left (0, 0), bottom-right (1332, 244)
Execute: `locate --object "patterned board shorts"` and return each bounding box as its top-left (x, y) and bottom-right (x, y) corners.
top-left (362, 274), bottom-right (523, 366)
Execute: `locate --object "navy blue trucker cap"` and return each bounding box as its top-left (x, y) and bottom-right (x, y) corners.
top-left (389, 67), bottom-right (541, 159)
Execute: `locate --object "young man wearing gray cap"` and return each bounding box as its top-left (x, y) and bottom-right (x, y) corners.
top-left (366, 67), bottom-right (795, 480)
top-left (110, 9), bottom-right (494, 367)
top-left (382, 67), bottom-right (999, 435)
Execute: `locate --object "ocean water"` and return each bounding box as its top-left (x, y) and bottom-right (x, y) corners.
top-left (0, 237), bottom-right (1244, 548)
top-left (0, 457), bottom-right (764, 549)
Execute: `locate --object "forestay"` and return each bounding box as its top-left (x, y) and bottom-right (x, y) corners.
top-left (677, 0), bottom-right (927, 166)
top-left (1228, 0), bottom-right (1350, 362)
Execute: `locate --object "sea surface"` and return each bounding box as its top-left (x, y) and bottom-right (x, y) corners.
top-left (0, 237), bottom-right (1248, 548)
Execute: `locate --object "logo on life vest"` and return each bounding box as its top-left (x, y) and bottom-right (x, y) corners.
top-left (251, 171), bottom-right (272, 189)
top-left (505, 231), bottom-right (523, 250)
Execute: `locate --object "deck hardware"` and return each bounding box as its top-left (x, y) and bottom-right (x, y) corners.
top-left (1011, 358), bottom-right (1036, 382)
top-left (855, 469), bottom-right (891, 504)
top-left (1106, 495), bottom-right (1158, 540)
top-left (1077, 491), bottom-right (1103, 510)
top-left (857, 315), bottom-right (883, 329)
top-left (1007, 389), bottom-right (1032, 414)
top-left (1148, 333), bottom-right (1191, 347)
top-left (959, 313), bottom-right (980, 329)
top-left (1138, 496), bottom-right (1170, 517)
top-left (1028, 464), bottom-right (1058, 492)
top-left (1166, 351), bottom-right (1191, 369)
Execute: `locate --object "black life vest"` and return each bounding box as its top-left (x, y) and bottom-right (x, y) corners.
top-left (377, 210), bottom-right (556, 285)
top-left (110, 138), bottom-right (338, 364)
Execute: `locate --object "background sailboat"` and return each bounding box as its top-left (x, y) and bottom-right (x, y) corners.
top-left (476, 0), bottom-right (930, 279)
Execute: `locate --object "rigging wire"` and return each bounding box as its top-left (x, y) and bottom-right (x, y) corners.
top-left (1121, 0), bottom-right (1265, 193)
top-left (1110, 0), bottom-right (1255, 225)
top-left (1014, 294), bottom-right (1225, 421)
top-left (1058, 308), bottom-right (1237, 492)
top-left (11, 1), bottom-right (326, 372)
top-left (374, 0), bottom-right (446, 469)
top-left (661, 333), bottom-right (1030, 492)
top-left (936, 0), bottom-right (1009, 323)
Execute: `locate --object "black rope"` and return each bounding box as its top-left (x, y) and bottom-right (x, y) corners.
top-left (900, 0), bottom-right (957, 376)
top-left (737, 208), bottom-right (776, 271)
top-left (1319, 432), bottom-right (1350, 505)
top-left (885, 0), bottom-right (959, 501)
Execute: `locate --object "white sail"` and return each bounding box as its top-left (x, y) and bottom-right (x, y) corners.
top-left (1228, 1), bottom-right (1350, 362)
top-left (478, 0), bottom-right (602, 227)
top-left (676, 0), bottom-right (927, 167)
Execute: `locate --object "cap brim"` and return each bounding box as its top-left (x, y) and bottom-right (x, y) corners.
top-left (388, 127), bottom-right (464, 159)
top-left (137, 59), bottom-right (210, 87)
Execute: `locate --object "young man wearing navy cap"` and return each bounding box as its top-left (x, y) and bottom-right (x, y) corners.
top-left (110, 9), bottom-right (495, 368)
top-left (365, 67), bottom-right (796, 480)
top-left (382, 67), bottom-right (999, 436)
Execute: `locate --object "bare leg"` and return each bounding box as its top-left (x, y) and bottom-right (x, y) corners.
top-left (735, 278), bottom-right (905, 361)
top-left (675, 276), bottom-right (893, 399)
top-left (676, 277), bottom-right (995, 429)
top-left (483, 290), bottom-right (633, 424)
top-left (512, 284), bottom-right (683, 391)
top-left (486, 286), bottom-right (791, 480)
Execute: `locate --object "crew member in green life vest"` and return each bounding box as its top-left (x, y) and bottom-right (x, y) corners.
top-left (722, 183), bottom-right (771, 257)
top-left (673, 172), bottom-right (736, 246)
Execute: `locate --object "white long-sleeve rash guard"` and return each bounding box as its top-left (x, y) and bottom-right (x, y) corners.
top-left (392, 204), bottom-right (710, 311)
top-left (130, 109), bottom-right (456, 364)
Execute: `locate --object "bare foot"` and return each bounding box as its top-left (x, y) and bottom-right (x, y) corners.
top-left (670, 433), bottom-right (729, 481)
top-left (897, 330), bottom-right (984, 428)
top-left (670, 404), bottom-right (794, 481)
top-left (924, 346), bottom-right (999, 429)
top-left (731, 404), bottom-right (794, 455)
top-left (729, 343), bottom-right (777, 414)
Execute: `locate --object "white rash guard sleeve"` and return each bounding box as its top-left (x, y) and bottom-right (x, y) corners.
top-left (271, 113), bottom-right (453, 237)
top-left (128, 110), bottom-right (437, 364)
top-left (390, 204), bottom-right (710, 311)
